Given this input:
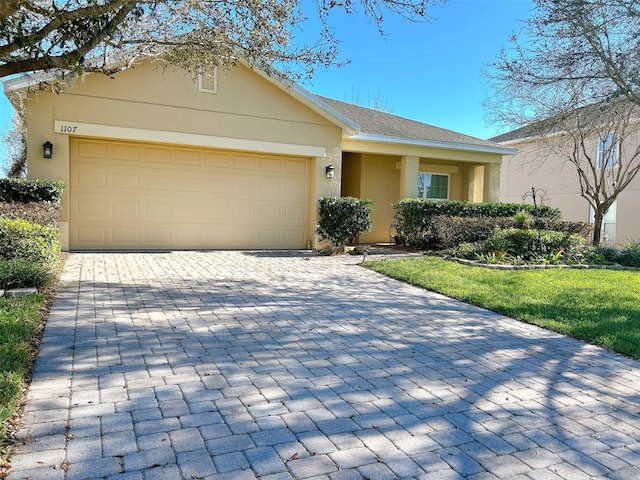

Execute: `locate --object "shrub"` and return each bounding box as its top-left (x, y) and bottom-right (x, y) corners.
top-left (487, 228), bottom-right (589, 260)
top-left (617, 249), bottom-right (640, 268)
top-left (0, 202), bottom-right (60, 226)
top-left (0, 259), bottom-right (54, 289)
top-left (0, 218), bottom-right (61, 269)
top-left (512, 210), bottom-right (534, 229)
top-left (317, 197), bottom-right (373, 247)
top-left (433, 216), bottom-right (515, 249)
top-left (0, 178), bottom-right (65, 207)
top-left (539, 220), bottom-right (593, 239)
top-left (393, 199), bottom-right (561, 250)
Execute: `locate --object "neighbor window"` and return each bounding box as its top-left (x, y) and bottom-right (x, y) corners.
top-left (418, 173), bottom-right (449, 200)
top-left (198, 67), bottom-right (218, 93)
top-left (597, 133), bottom-right (619, 169)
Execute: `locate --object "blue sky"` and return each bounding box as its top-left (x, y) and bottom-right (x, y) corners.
top-left (0, 0), bottom-right (533, 160)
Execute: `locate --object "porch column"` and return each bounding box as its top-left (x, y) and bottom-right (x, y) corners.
top-left (468, 165), bottom-right (484, 202)
top-left (483, 163), bottom-right (501, 203)
top-left (399, 155), bottom-right (419, 199)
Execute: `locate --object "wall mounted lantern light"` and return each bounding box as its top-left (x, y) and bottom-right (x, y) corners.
top-left (42, 141), bottom-right (53, 159)
top-left (325, 164), bottom-right (335, 179)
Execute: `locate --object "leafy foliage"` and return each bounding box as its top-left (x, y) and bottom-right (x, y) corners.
top-left (0, 258), bottom-right (53, 289)
top-left (0, 178), bottom-right (65, 207)
top-left (487, 227), bottom-right (589, 260)
top-left (316, 196), bottom-right (373, 247)
top-left (393, 199), bottom-right (560, 249)
top-left (0, 218), bottom-right (61, 270)
top-left (0, 1), bottom-right (443, 80)
top-left (0, 202), bottom-right (60, 226)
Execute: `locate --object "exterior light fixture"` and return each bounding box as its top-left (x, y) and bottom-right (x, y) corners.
top-left (325, 164), bottom-right (335, 179)
top-left (42, 141), bottom-right (53, 159)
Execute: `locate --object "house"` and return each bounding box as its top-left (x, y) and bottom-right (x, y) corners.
top-left (3, 61), bottom-right (514, 250)
top-left (493, 124), bottom-right (640, 244)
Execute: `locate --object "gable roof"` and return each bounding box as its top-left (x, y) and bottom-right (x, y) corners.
top-left (317, 96), bottom-right (514, 155)
top-left (3, 65), bottom-right (514, 155)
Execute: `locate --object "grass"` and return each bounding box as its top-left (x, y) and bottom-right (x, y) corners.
top-left (367, 256), bottom-right (640, 359)
top-left (0, 293), bottom-right (47, 469)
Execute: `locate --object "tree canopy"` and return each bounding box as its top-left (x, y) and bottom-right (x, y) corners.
top-left (0, 0), bottom-right (443, 81)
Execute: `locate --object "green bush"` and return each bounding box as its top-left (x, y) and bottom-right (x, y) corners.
top-left (0, 259), bottom-right (54, 289)
top-left (487, 228), bottom-right (589, 260)
top-left (393, 199), bottom-right (561, 250)
top-left (433, 216), bottom-right (515, 249)
top-left (0, 178), bottom-right (65, 207)
top-left (317, 197), bottom-right (373, 247)
top-left (0, 218), bottom-right (61, 270)
top-left (0, 202), bottom-right (60, 226)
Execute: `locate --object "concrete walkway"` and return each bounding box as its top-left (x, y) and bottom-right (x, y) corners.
top-left (7, 251), bottom-right (640, 480)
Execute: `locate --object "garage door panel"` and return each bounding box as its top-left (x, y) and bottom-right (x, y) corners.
top-left (73, 195), bottom-right (108, 218)
top-left (111, 227), bottom-right (140, 244)
top-left (261, 157), bottom-right (283, 173)
top-left (112, 172), bottom-right (140, 190)
top-left (112, 198), bottom-right (140, 219)
top-left (234, 154), bottom-right (259, 170)
top-left (70, 138), bottom-right (310, 250)
top-left (285, 206), bottom-right (307, 224)
top-left (285, 183), bottom-right (308, 201)
top-left (204, 152), bottom-right (232, 168)
top-left (76, 225), bottom-right (107, 244)
top-left (143, 228), bottom-right (172, 245)
top-left (143, 145), bottom-right (174, 164)
top-left (113, 144), bottom-right (141, 162)
top-left (75, 168), bottom-right (108, 189)
top-left (76, 139), bottom-right (107, 159)
top-left (286, 158), bottom-right (308, 175)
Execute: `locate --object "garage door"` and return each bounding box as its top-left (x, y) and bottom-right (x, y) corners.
top-left (69, 138), bottom-right (310, 250)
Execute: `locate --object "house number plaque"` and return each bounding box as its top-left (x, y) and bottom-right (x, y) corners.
top-left (54, 121), bottom-right (81, 134)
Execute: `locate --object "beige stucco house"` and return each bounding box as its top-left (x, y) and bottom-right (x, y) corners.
top-left (3, 61), bottom-right (513, 251)
top-left (494, 127), bottom-right (640, 244)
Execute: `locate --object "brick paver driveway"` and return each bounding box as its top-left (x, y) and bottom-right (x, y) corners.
top-left (7, 251), bottom-right (640, 479)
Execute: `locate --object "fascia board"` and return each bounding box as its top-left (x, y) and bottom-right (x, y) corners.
top-left (349, 133), bottom-right (517, 156)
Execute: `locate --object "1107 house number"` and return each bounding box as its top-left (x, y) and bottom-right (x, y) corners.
top-left (58, 125), bottom-right (78, 133)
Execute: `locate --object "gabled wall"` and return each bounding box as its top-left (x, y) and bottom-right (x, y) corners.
top-left (16, 61), bottom-right (344, 248)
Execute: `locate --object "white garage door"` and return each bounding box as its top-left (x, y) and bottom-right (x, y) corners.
top-left (69, 138), bottom-right (311, 250)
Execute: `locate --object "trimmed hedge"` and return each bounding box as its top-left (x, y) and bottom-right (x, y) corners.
top-left (317, 196), bottom-right (373, 247)
top-left (0, 178), bottom-right (65, 207)
top-left (433, 216), bottom-right (593, 249)
top-left (393, 199), bottom-right (561, 250)
top-left (0, 218), bottom-right (61, 270)
top-left (0, 202), bottom-right (60, 226)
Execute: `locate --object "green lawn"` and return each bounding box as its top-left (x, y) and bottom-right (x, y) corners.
top-left (367, 256), bottom-right (640, 359)
top-left (0, 294), bottom-right (46, 465)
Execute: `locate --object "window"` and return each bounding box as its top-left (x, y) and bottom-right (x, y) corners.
top-left (418, 173), bottom-right (449, 200)
top-left (198, 67), bottom-right (218, 93)
top-left (597, 133), bottom-right (619, 169)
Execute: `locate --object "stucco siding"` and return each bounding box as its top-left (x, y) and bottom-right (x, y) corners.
top-left (21, 61), bottom-right (342, 250)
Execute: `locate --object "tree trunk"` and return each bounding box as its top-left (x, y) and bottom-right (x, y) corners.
top-left (592, 207), bottom-right (604, 246)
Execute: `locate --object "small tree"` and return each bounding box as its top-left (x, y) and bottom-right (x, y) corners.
top-left (316, 197), bottom-right (373, 249)
top-left (2, 113), bottom-right (27, 177)
top-left (486, 0), bottom-right (640, 246)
